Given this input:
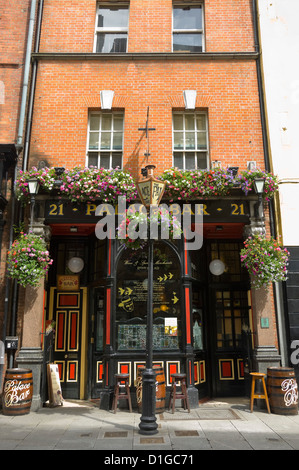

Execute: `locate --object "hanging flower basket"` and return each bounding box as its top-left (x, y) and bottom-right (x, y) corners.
top-left (240, 234), bottom-right (289, 288)
top-left (6, 232), bottom-right (53, 288)
top-left (117, 207), bottom-right (182, 250)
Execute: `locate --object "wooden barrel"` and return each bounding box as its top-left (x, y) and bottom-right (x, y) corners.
top-left (136, 367), bottom-right (145, 413)
top-left (267, 367), bottom-right (298, 415)
top-left (2, 368), bottom-right (33, 416)
top-left (153, 365), bottom-right (166, 414)
top-left (136, 365), bottom-right (166, 414)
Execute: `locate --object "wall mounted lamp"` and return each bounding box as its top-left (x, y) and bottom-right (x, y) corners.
top-left (228, 167), bottom-right (239, 177)
top-left (54, 167), bottom-right (65, 187)
top-left (253, 177), bottom-right (265, 219)
top-left (209, 259), bottom-right (225, 276)
top-left (28, 177), bottom-right (40, 230)
top-left (67, 257), bottom-right (84, 273)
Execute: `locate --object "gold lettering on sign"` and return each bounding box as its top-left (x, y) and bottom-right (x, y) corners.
top-left (231, 203), bottom-right (245, 216)
top-left (197, 204), bottom-right (210, 216)
top-left (86, 204), bottom-right (97, 216)
top-left (49, 203), bottom-right (64, 216)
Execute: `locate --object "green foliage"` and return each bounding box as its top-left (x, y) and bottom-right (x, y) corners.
top-left (6, 232), bottom-right (53, 288)
top-left (240, 234), bottom-right (289, 288)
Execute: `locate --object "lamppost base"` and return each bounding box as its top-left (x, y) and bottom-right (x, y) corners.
top-left (138, 417), bottom-right (158, 435)
top-left (138, 368), bottom-right (158, 435)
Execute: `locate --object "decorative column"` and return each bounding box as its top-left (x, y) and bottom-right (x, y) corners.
top-left (16, 219), bottom-right (51, 411)
top-left (243, 202), bottom-right (281, 375)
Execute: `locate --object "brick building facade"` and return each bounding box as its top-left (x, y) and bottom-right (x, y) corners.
top-left (1, 0), bottom-right (285, 411)
top-left (0, 0), bottom-right (33, 384)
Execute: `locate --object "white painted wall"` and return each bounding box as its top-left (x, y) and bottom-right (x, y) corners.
top-left (258, 0), bottom-right (299, 245)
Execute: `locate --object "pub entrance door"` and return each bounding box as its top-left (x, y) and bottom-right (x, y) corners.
top-left (48, 287), bottom-right (88, 399)
top-left (209, 288), bottom-right (251, 397)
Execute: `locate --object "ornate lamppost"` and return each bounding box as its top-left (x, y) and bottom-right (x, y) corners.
top-left (137, 164), bottom-right (165, 435)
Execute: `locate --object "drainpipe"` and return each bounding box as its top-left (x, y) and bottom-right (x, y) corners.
top-left (1, 0), bottom-right (44, 379)
top-left (22, 0), bottom-right (44, 171)
top-left (17, 0), bottom-right (38, 150)
top-left (252, 0), bottom-right (288, 366)
top-left (1, 1), bottom-right (37, 386)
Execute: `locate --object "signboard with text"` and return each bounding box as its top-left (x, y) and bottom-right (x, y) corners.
top-left (45, 199), bottom-right (250, 223)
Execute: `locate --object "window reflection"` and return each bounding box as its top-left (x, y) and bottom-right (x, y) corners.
top-left (116, 242), bottom-right (182, 351)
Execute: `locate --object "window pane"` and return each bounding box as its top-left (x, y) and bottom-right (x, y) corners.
top-left (113, 132), bottom-right (123, 150)
top-left (88, 152), bottom-right (98, 167)
top-left (114, 114), bottom-right (124, 130)
top-left (174, 132), bottom-right (184, 149)
top-left (173, 33), bottom-right (202, 53)
top-left (197, 132), bottom-right (207, 149)
top-left (96, 33), bottom-right (127, 53)
top-left (185, 132), bottom-right (195, 149)
top-left (174, 152), bottom-right (183, 169)
top-left (101, 132), bottom-right (111, 149)
top-left (102, 114), bottom-right (112, 131)
top-left (185, 114), bottom-right (195, 130)
top-left (185, 153), bottom-right (195, 169)
top-left (196, 115), bottom-right (206, 130)
top-left (112, 153), bottom-right (122, 168)
top-left (98, 7), bottom-right (129, 28)
top-left (100, 153), bottom-right (110, 169)
top-left (89, 132), bottom-right (99, 149)
top-left (173, 114), bottom-right (183, 130)
top-left (90, 115), bottom-right (100, 131)
top-left (196, 152), bottom-right (207, 169)
top-left (173, 6), bottom-right (202, 30)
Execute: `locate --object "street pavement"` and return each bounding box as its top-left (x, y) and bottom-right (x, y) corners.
top-left (1, 397), bottom-right (299, 456)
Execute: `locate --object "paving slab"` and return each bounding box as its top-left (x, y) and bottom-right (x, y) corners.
top-left (1, 397), bottom-right (299, 452)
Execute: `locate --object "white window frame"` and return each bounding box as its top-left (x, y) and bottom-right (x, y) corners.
top-left (172, 111), bottom-right (209, 170)
top-left (86, 112), bottom-right (124, 169)
top-left (172, 3), bottom-right (205, 53)
top-left (93, 3), bottom-right (130, 53)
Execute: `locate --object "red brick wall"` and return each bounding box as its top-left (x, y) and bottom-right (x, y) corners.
top-left (0, 0), bottom-right (30, 353)
top-left (30, 59), bottom-right (264, 178)
top-left (30, 0), bottom-right (261, 179)
top-left (0, 0), bottom-right (31, 144)
top-left (38, 0), bottom-right (255, 54)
